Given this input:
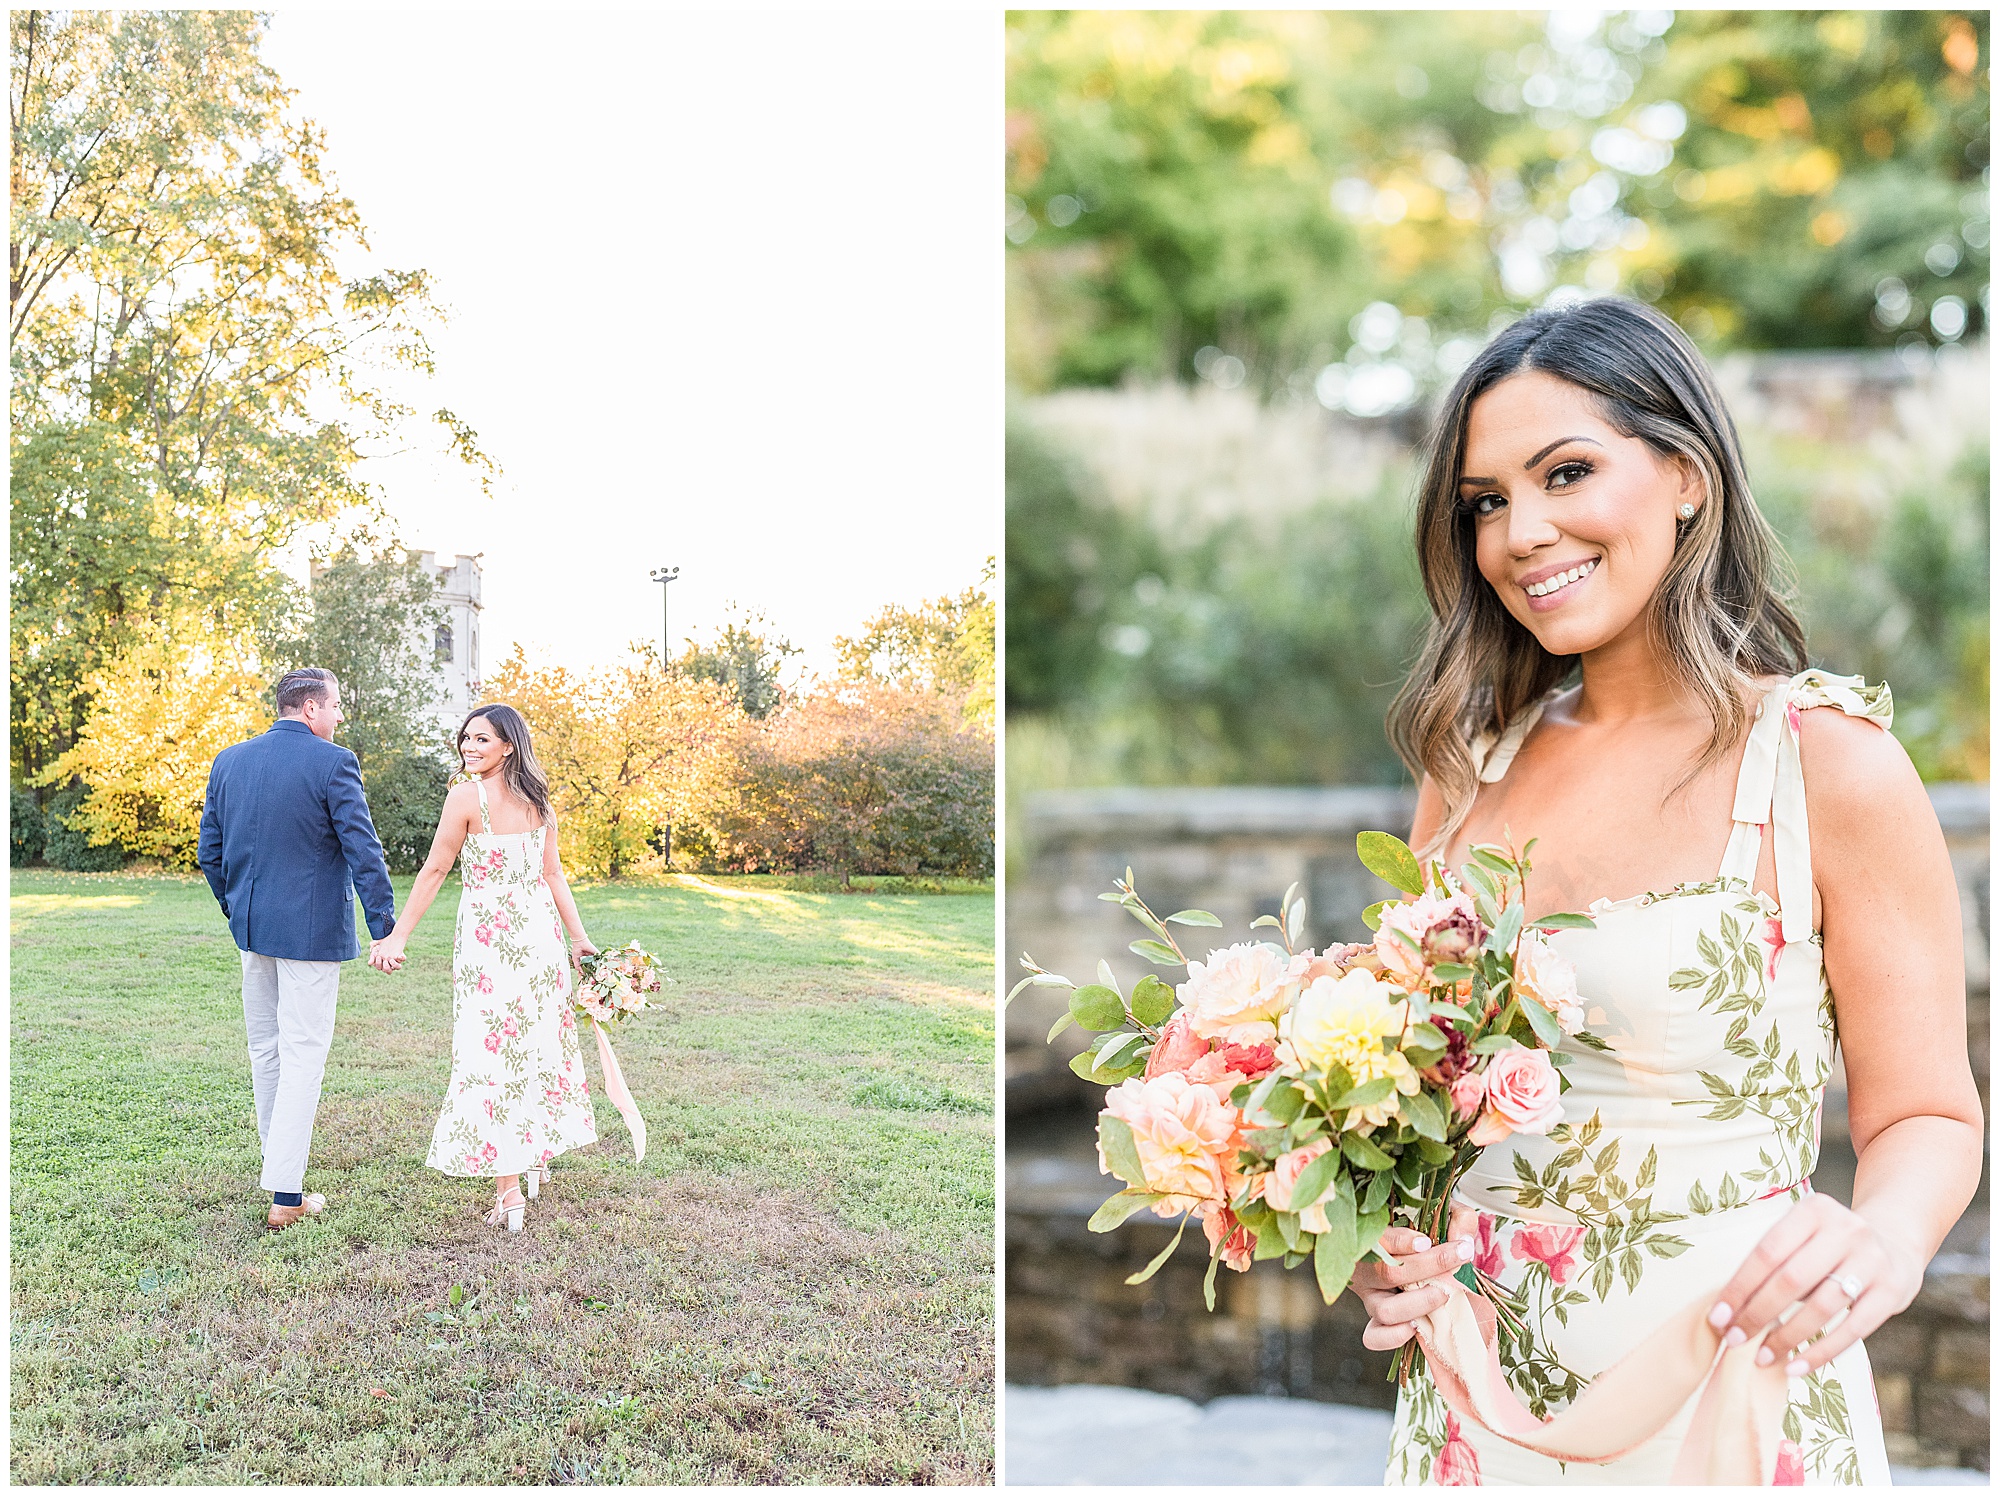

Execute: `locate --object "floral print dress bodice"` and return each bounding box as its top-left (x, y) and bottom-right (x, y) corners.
top-left (1386, 671), bottom-right (1896, 1488)
top-left (426, 775), bottom-right (597, 1178)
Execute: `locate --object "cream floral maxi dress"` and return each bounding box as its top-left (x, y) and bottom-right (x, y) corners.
top-left (1386, 670), bottom-right (1895, 1487)
top-left (425, 776), bottom-right (598, 1177)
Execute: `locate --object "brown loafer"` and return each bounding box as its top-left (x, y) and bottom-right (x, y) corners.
top-left (266, 1193), bottom-right (327, 1231)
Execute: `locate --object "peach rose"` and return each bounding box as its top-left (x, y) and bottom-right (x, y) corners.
top-left (1099, 1072), bottom-right (1239, 1215)
top-left (1203, 1205), bottom-right (1255, 1273)
top-left (1261, 1136), bottom-right (1334, 1232)
top-left (1175, 943), bottom-right (1311, 1044)
top-left (1467, 1047), bottom-right (1563, 1145)
top-left (1516, 929), bottom-right (1584, 1036)
top-left (1143, 1014), bottom-right (1210, 1080)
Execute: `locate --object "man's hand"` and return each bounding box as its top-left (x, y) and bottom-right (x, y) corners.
top-left (368, 937), bottom-right (406, 973)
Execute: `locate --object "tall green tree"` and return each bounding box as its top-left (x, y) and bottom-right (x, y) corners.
top-left (676, 608), bottom-right (801, 721)
top-left (9, 10), bottom-right (495, 782)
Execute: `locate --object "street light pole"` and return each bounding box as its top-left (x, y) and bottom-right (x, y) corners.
top-left (649, 566), bottom-right (680, 668)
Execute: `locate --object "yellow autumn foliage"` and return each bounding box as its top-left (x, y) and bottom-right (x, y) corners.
top-left (41, 618), bottom-right (268, 867)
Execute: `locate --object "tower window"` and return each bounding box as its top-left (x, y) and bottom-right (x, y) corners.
top-left (435, 624), bottom-right (453, 664)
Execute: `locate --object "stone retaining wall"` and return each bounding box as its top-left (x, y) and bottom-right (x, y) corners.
top-left (1004, 784), bottom-right (1990, 1472)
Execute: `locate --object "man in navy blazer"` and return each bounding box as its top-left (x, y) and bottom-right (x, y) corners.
top-left (198, 667), bottom-right (398, 1231)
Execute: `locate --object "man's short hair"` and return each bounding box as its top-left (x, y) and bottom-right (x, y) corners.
top-left (275, 668), bottom-right (339, 716)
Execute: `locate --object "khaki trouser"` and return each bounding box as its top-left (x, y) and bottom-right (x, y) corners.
top-left (240, 952), bottom-right (341, 1194)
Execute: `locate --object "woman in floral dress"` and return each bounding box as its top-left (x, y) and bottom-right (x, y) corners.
top-left (1350, 299), bottom-right (1981, 1483)
top-left (370, 705), bottom-right (599, 1232)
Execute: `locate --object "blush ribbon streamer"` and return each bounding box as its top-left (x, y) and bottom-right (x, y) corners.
top-left (1411, 1275), bottom-right (1792, 1483)
top-left (585, 1014), bottom-right (648, 1164)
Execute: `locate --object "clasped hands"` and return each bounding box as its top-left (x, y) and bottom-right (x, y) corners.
top-left (368, 936), bottom-right (406, 973)
top-left (1352, 1194), bottom-right (1922, 1379)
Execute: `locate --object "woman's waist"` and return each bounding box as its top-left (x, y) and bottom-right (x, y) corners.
top-left (1455, 1109), bottom-right (1817, 1226)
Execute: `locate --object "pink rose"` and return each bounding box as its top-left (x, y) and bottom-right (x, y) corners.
top-left (502, 1018), bottom-right (518, 1037)
top-left (1449, 1069), bottom-right (1487, 1118)
top-left (1143, 1014), bottom-right (1210, 1080)
top-left (1262, 1137), bottom-right (1334, 1233)
top-left (476, 926), bottom-right (493, 945)
top-left (1099, 1072), bottom-right (1239, 1214)
top-left (1510, 1221), bottom-right (1585, 1285)
top-left (1473, 1212), bottom-right (1504, 1279)
top-left (1467, 1048), bottom-right (1563, 1145)
top-left (1774, 1440), bottom-right (1804, 1486)
top-left (483, 1033), bottom-right (501, 1054)
top-left (1203, 1205), bottom-right (1255, 1273)
top-left (476, 974), bottom-right (494, 995)
top-left (496, 914), bottom-right (511, 932)
top-left (1761, 916), bottom-right (1785, 981)
top-left (1436, 1413), bottom-right (1481, 1485)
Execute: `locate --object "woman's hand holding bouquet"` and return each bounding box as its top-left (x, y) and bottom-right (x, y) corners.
top-left (1013, 830), bottom-right (1600, 1380)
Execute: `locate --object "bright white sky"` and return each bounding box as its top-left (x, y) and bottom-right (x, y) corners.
top-left (261, 10), bottom-right (997, 679)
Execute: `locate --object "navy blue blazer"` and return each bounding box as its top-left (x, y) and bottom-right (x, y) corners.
top-left (196, 720), bottom-right (398, 961)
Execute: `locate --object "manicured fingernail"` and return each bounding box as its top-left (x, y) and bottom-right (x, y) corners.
top-left (1707, 1303), bottom-right (1733, 1330)
top-left (1411, 1235), bottom-right (1431, 1251)
top-left (1458, 1240), bottom-right (1475, 1261)
top-left (1722, 1327), bottom-right (1745, 1349)
top-left (1786, 1359), bottom-right (1810, 1378)
top-left (1755, 1346), bottom-right (1775, 1367)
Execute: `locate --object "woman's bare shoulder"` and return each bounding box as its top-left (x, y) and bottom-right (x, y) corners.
top-left (1796, 704), bottom-right (1933, 842)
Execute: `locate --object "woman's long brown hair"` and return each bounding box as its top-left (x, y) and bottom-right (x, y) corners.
top-left (457, 703), bottom-right (554, 827)
top-left (1386, 297), bottom-right (1808, 857)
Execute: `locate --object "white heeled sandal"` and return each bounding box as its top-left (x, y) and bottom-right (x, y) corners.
top-left (484, 1182), bottom-right (527, 1233)
top-left (524, 1165), bottom-right (550, 1200)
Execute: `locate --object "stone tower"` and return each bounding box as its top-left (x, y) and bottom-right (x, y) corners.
top-left (419, 551), bottom-right (483, 736)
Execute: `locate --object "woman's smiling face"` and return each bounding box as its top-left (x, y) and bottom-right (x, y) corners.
top-left (1460, 370), bottom-right (1701, 660)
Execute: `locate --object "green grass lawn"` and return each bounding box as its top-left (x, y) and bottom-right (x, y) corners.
top-left (10, 870), bottom-right (996, 1484)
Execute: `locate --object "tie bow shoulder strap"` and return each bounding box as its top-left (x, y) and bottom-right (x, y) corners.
top-left (1727, 671), bottom-right (1893, 943)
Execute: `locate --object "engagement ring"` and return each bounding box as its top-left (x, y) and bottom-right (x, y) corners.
top-left (1826, 1272), bottom-right (1865, 1302)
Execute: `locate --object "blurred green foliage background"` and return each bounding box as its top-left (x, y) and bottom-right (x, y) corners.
top-left (1006, 9), bottom-right (1989, 854)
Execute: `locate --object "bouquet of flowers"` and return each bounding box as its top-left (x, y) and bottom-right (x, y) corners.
top-left (570, 941), bottom-right (669, 1165)
top-left (1012, 830), bottom-right (1602, 1379)
top-left (574, 941), bottom-right (668, 1026)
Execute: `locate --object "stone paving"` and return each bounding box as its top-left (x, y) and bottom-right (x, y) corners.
top-left (1002, 1385), bottom-right (1989, 1486)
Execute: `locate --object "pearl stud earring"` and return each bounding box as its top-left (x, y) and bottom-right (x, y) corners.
top-left (1678, 503), bottom-right (1696, 519)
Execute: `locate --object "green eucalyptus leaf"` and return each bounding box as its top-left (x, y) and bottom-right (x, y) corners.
top-left (1262, 1082), bottom-right (1306, 1125)
top-left (1165, 909), bottom-right (1223, 927)
top-left (1046, 1011), bottom-right (1076, 1044)
top-left (1532, 911), bottom-right (1596, 930)
top-left (1087, 1189), bottom-right (1166, 1232)
top-left (1288, 1148), bottom-right (1343, 1213)
top-left (1356, 831), bottom-right (1423, 895)
top-left (1130, 939), bottom-right (1185, 967)
top-left (1129, 974), bottom-right (1177, 1027)
top-left (1098, 1115), bottom-right (1148, 1188)
top-left (1330, 1076), bottom-right (1394, 1111)
top-left (1400, 1086), bottom-right (1446, 1142)
top-left (1517, 993), bottom-right (1561, 1048)
top-left (1340, 1130), bottom-right (1395, 1172)
top-left (1069, 984), bottom-right (1127, 1031)
top-left (1124, 1212), bottom-right (1192, 1285)
top-left (1361, 900), bottom-right (1392, 932)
